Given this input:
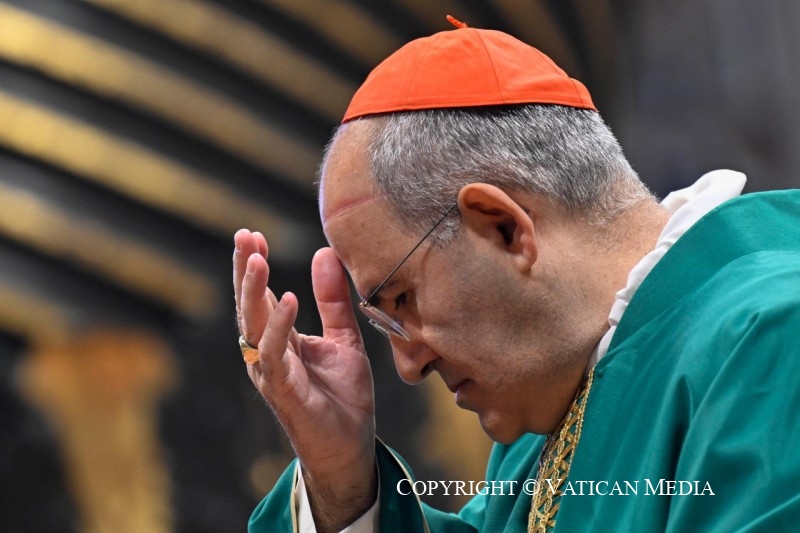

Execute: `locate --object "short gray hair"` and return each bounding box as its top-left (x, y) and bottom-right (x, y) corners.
top-left (329, 105), bottom-right (652, 241)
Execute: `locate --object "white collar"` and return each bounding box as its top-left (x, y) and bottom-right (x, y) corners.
top-left (589, 169), bottom-right (747, 367)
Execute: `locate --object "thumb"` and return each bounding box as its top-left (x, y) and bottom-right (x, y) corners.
top-left (312, 248), bottom-right (364, 347)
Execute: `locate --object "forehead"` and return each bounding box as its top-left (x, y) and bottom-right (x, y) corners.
top-left (319, 121), bottom-right (378, 223)
top-left (319, 122), bottom-right (417, 296)
top-left (324, 194), bottom-right (420, 300)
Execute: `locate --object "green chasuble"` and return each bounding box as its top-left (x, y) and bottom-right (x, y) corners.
top-left (249, 190), bottom-right (800, 532)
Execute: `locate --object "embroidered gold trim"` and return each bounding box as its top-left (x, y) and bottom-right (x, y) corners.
top-left (527, 368), bottom-right (595, 533)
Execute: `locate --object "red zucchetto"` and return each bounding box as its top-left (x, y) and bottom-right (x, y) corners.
top-left (342, 16), bottom-right (596, 123)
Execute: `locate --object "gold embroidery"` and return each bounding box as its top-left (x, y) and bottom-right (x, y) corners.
top-left (528, 368), bottom-right (595, 533)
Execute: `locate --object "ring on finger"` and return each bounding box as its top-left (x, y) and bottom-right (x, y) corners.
top-left (238, 335), bottom-right (260, 365)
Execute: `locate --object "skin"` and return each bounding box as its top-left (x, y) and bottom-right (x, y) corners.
top-left (233, 120), bottom-right (670, 530)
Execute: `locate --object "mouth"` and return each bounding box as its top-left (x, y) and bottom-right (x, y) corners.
top-left (446, 378), bottom-right (467, 394)
top-left (437, 365), bottom-right (472, 404)
top-left (450, 379), bottom-right (471, 406)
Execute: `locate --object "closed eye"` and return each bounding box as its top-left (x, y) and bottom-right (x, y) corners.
top-left (394, 292), bottom-right (407, 310)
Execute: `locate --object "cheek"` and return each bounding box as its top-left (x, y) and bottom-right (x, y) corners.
top-left (420, 304), bottom-right (499, 367)
top-left (416, 279), bottom-right (488, 341)
top-left (414, 253), bottom-right (519, 360)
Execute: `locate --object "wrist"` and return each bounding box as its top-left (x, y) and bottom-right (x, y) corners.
top-left (294, 426), bottom-right (376, 486)
top-left (301, 455), bottom-right (378, 533)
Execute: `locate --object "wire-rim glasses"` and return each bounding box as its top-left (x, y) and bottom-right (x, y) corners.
top-left (358, 203), bottom-right (458, 340)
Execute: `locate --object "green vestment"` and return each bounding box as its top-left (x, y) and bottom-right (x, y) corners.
top-left (249, 190), bottom-right (800, 532)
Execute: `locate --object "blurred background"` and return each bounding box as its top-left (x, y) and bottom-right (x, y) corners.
top-left (0, 1), bottom-right (797, 531)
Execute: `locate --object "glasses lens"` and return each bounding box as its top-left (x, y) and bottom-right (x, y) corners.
top-left (359, 303), bottom-right (410, 341)
top-left (367, 319), bottom-right (391, 339)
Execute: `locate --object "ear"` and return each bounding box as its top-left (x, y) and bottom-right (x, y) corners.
top-left (457, 183), bottom-right (537, 272)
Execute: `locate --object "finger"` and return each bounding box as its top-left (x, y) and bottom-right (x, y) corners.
top-left (312, 248), bottom-right (363, 346)
top-left (258, 292), bottom-right (299, 390)
top-left (252, 231), bottom-right (268, 257)
top-left (240, 253), bottom-right (272, 343)
top-left (252, 233), bottom-right (275, 309)
top-left (233, 229), bottom-right (264, 313)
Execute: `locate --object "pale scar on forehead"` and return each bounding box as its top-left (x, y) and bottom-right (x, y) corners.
top-left (321, 193), bottom-right (377, 225)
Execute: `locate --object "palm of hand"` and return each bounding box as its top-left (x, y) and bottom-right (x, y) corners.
top-left (258, 332), bottom-right (376, 466)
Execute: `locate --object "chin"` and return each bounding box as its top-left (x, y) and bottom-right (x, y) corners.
top-left (477, 410), bottom-right (527, 445)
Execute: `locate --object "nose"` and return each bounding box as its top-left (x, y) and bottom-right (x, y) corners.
top-left (389, 336), bottom-right (437, 385)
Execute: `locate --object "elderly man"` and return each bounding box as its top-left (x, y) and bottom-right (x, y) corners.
top-left (234, 21), bottom-right (800, 533)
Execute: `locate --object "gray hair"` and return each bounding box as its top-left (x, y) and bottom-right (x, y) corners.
top-left (349, 104), bottom-right (652, 242)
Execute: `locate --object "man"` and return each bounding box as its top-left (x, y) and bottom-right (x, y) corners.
top-left (234, 20), bottom-right (800, 533)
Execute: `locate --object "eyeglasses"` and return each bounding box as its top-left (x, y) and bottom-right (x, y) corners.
top-left (358, 203), bottom-right (458, 341)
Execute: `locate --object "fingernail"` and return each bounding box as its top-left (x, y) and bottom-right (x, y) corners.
top-left (246, 256), bottom-right (254, 273)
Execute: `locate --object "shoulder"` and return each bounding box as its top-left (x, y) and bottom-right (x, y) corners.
top-left (686, 250), bottom-right (800, 345)
top-left (608, 247), bottom-right (800, 407)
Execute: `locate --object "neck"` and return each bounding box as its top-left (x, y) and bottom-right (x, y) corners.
top-left (558, 199), bottom-right (670, 362)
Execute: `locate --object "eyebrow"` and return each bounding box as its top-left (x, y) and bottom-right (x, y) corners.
top-left (365, 278), bottom-right (398, 306)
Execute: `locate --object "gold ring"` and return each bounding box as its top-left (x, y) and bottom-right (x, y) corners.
top-left (238, 335), bottom-right (260, 364)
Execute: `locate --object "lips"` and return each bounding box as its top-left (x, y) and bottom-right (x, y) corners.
top-left (435, 361), bottom-right (470, 399)
top-left (444, 377), bottom-right (466, 394)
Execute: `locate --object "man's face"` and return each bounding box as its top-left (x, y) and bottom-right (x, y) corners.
top-left (320, 123), bottom-right (588, 442)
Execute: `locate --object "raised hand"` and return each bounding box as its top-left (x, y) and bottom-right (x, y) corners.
top-left (233, 229), bottom-right (377, 531)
